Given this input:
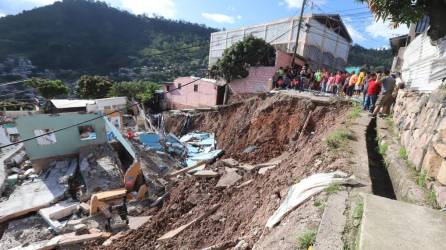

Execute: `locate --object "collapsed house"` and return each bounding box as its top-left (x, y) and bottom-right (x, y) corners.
top-left (0, 107), bottom-right (226, 249)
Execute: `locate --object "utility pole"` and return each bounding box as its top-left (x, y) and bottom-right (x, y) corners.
top-left (290, 0), bottom-right (307, 66)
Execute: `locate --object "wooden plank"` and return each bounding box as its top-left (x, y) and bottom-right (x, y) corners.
top-left (157, 204), bottom-right (220, 241)
top-left (124, 161), bottom-right (141, 190)
top-left (92, 188), bottom-right (127, 201)
top-left (168, 163), bottom-right (206, 177)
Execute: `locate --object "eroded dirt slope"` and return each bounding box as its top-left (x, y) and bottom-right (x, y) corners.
top-left (98, 93), bottom-right (353, 249)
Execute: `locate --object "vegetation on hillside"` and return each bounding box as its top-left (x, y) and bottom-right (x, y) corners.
top-left (347, 44), bottom-right (392, 70)
top-left (26, 78), bottom-right (69, 99)
top-left (108, 81), bottom-right (160, 105)
top-left (0, 0), bottom-right (216, 81)
top-left (76, 75), bottom-right (114, 99)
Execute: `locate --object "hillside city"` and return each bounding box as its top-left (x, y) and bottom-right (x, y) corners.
top-left (0, 0), bottom-right (445, 249)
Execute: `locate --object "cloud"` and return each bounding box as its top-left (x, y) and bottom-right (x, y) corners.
top-left (282, 0), bottom-right (325, 9)
top-left (0, 11), bottom-right (5, 17)
top-left (345, 23), bottom-right (366, 42)
top-left (366, 20), bottom-right (409, 39)
top-left (120, 0), bottom-right (176, 18)
top-left (201, 12), bottom-right (239, 24)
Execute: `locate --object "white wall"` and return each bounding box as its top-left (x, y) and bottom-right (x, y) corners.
top-left (402, 33), bottom-right (446, 91)
top-left (86, 97), bottom-right (127, 113)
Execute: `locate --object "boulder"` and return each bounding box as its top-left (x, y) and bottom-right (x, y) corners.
top-left (436, 160), bottom-right (446, 185)
top-left (422, 146), bottom-right (443, 178)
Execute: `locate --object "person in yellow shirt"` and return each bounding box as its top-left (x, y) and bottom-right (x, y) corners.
top-left (355, 70), bottom-right (366, 97)
top-left (347, 71), bottom-right (358, 97)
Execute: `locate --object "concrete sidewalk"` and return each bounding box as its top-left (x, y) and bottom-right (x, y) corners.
top-left (359, 194), bottom-right (446, 250)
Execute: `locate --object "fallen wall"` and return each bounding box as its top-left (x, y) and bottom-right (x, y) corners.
top-left (393, 89), bottom-right (446, 206)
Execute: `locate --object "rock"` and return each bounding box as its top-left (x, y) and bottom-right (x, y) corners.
top-left (433, 183), bottom-right (446, 208)
top-left (216, 171), bottom-right (242, 188)
top-left (436, 160), bottom-right (446, 185)
top-left (422, 146), bottom-right (443, 178)
top-left (258, 165), bottom-right (277, 175)
top-left (433, 143), bottom-right (446, 158)
top-left (236, 180), bottom-right (253, 189)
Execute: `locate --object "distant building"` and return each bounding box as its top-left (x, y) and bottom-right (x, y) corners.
top-left (389, 16), bottom-right (446, 91)
top-left (162, 77), bottom-right (226, 109)
top-left (47, 97), bottom-right (127, 114)
top-left (209, 14), bottom-right (352, 70)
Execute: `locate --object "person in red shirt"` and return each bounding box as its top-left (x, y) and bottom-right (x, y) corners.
top-left (364, 73), bottom-right (380, 112)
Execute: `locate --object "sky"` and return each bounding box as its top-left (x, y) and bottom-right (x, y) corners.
top-left (0, 0), bottom-right (410, 49)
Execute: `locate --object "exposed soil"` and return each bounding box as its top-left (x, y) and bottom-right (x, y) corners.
top-left (93, 93), bottom-right (354, 249)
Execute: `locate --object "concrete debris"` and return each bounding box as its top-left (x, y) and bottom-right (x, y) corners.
top-left (258, 165), bottom-right (277, 175)
top-left (193, 170), bottom-right (219, 178)
top-left (38, 201), bottom-right (80, 232)
top-left (0, 215), bottom-right (53, 249)
top-left (266, 171), bottom-right (359, 228)
top-left (0, 159), bottom-right (77, 223)
top-left (180, 132), bottom-right (223, 167)
top-left (11, 231), bottom-right (112, 250)
top-left (216, 171), bottom-right (242, 188)
top-left (79, 144), bottom-right (124, 196)
top-left (236, 179), bottom-right (253, 189)
top-left (220, 158), bottom-right (240, 167)
top-left (168, 163), bottom-right (207, 177)
top-left (128, 215), bottom-right (151, 230)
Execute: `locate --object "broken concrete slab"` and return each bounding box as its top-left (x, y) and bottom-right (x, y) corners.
top-left (168, 163), bottom-right (207, 177)
top-left (313, 191), bottom-right (348, 250)
top-left (193, 170), bottom-right (219, 178)
top-left (216, 171), bottom-right (242, 188)
top-left (0, 144), bottom-right (24, 193)
top-left (38, 201), bottom-right (79, 232)
top-left (0, 159), bottom-right (77, 223)
top-left (79, 144), bottom-right (124, 196)
top-left (236, 179), bottom-right (253, 189)
top-left (233, 164), bottom-right (256, 172)
top-left (359, 194), bottom-right (446, 250)
top-left (12, 232), bottom-right (112, 250)
top-left (128, 216), bottom-right (151, 230)
top-left (0, 215), bottom-right (53, 249)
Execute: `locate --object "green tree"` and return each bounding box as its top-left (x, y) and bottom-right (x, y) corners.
top-left (356, 0), bottom-right (446, 40)
top-left (215, 35), bottom-right (275, 82)
top-left (76, 75), bottom-right (114, 99)
top-left (26, 78), bottom-right (69, 99)
top-left (108, 81), bottom-right (160, 104)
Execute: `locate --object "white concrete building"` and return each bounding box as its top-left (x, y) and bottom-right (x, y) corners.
top-left (209, 14), bottom-right (352, 70)
top-left (86, 97), bottom-right (127, 113)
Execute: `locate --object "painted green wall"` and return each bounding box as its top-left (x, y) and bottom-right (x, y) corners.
top-left (16, 113), bottom-right (107, 160)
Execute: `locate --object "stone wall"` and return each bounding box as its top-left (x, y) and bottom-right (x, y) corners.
top-left (393, 89), bottom-right (446, 206)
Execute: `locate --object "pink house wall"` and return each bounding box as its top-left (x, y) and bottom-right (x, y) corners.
top-left (230, 66), bottom-right (276, 94)
top-left (164, 77), bottom-right (219, 109)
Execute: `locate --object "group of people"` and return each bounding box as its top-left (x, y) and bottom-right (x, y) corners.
top-left (273, 64), bottom-right (403, 117)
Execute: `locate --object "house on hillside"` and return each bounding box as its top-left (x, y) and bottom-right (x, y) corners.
top-left (209, 14), bottom-right (352, 70)
top-left (162, 77), bottom-right (226, 109)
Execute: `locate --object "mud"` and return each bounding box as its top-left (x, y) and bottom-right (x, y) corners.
top-left (94, 93), bottom-right (353, 249)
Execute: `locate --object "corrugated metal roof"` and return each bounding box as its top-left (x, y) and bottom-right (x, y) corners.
top-left (50, 99), bottom-right (95, 109)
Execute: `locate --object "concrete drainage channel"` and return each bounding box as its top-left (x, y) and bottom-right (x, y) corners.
top-left (365, 118), bottom-right (396, 199)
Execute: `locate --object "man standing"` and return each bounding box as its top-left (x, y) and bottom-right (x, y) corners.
top-left (372, 70), bottom-right (396, 117)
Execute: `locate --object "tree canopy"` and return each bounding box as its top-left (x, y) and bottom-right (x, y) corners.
top-left (356, 0), bottom-right (446, 40)
top-left (214, 36), bottom-right (276, 82)
top-left (108, 81), bottom-right (160, 104)
top-left (26, 78), bottom-right (69, 99)
top-left (347, 44), bottom-right (392, 69)
top-left (76, 75), bottom-right (114, 99)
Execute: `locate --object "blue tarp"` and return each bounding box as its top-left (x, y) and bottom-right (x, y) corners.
top-left (139, 133), bottom-right (163, 151)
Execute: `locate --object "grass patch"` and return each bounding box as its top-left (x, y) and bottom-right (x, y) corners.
top-left (427, 190), bottom-right (438, 208)
top-left (353, 199), bottom-right (364, 220)
top-left (326, 129), bottom-right (355, 149)
top-left (325, 183), bottom-right (342, 194)
top-left (298, 230), bottom-right (317, 249)
top-left (398, 147), bottom-right (408, 160)
top-left (313, 199), bottom-right (325, 209)
top-left (347, 104), bottom-right (362, 121)
top-left (416, 170), bottom-right (427, 188)
top-left (378, 142), bottom-right (388, 155)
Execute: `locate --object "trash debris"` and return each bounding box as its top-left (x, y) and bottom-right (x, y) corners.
top-left (180, 132), bottom-right (223, 167)
top-left (265, 171), bottom-right (359, 228)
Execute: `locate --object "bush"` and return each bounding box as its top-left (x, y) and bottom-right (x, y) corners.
top-left (326, 129), bottom-right (354, 149)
